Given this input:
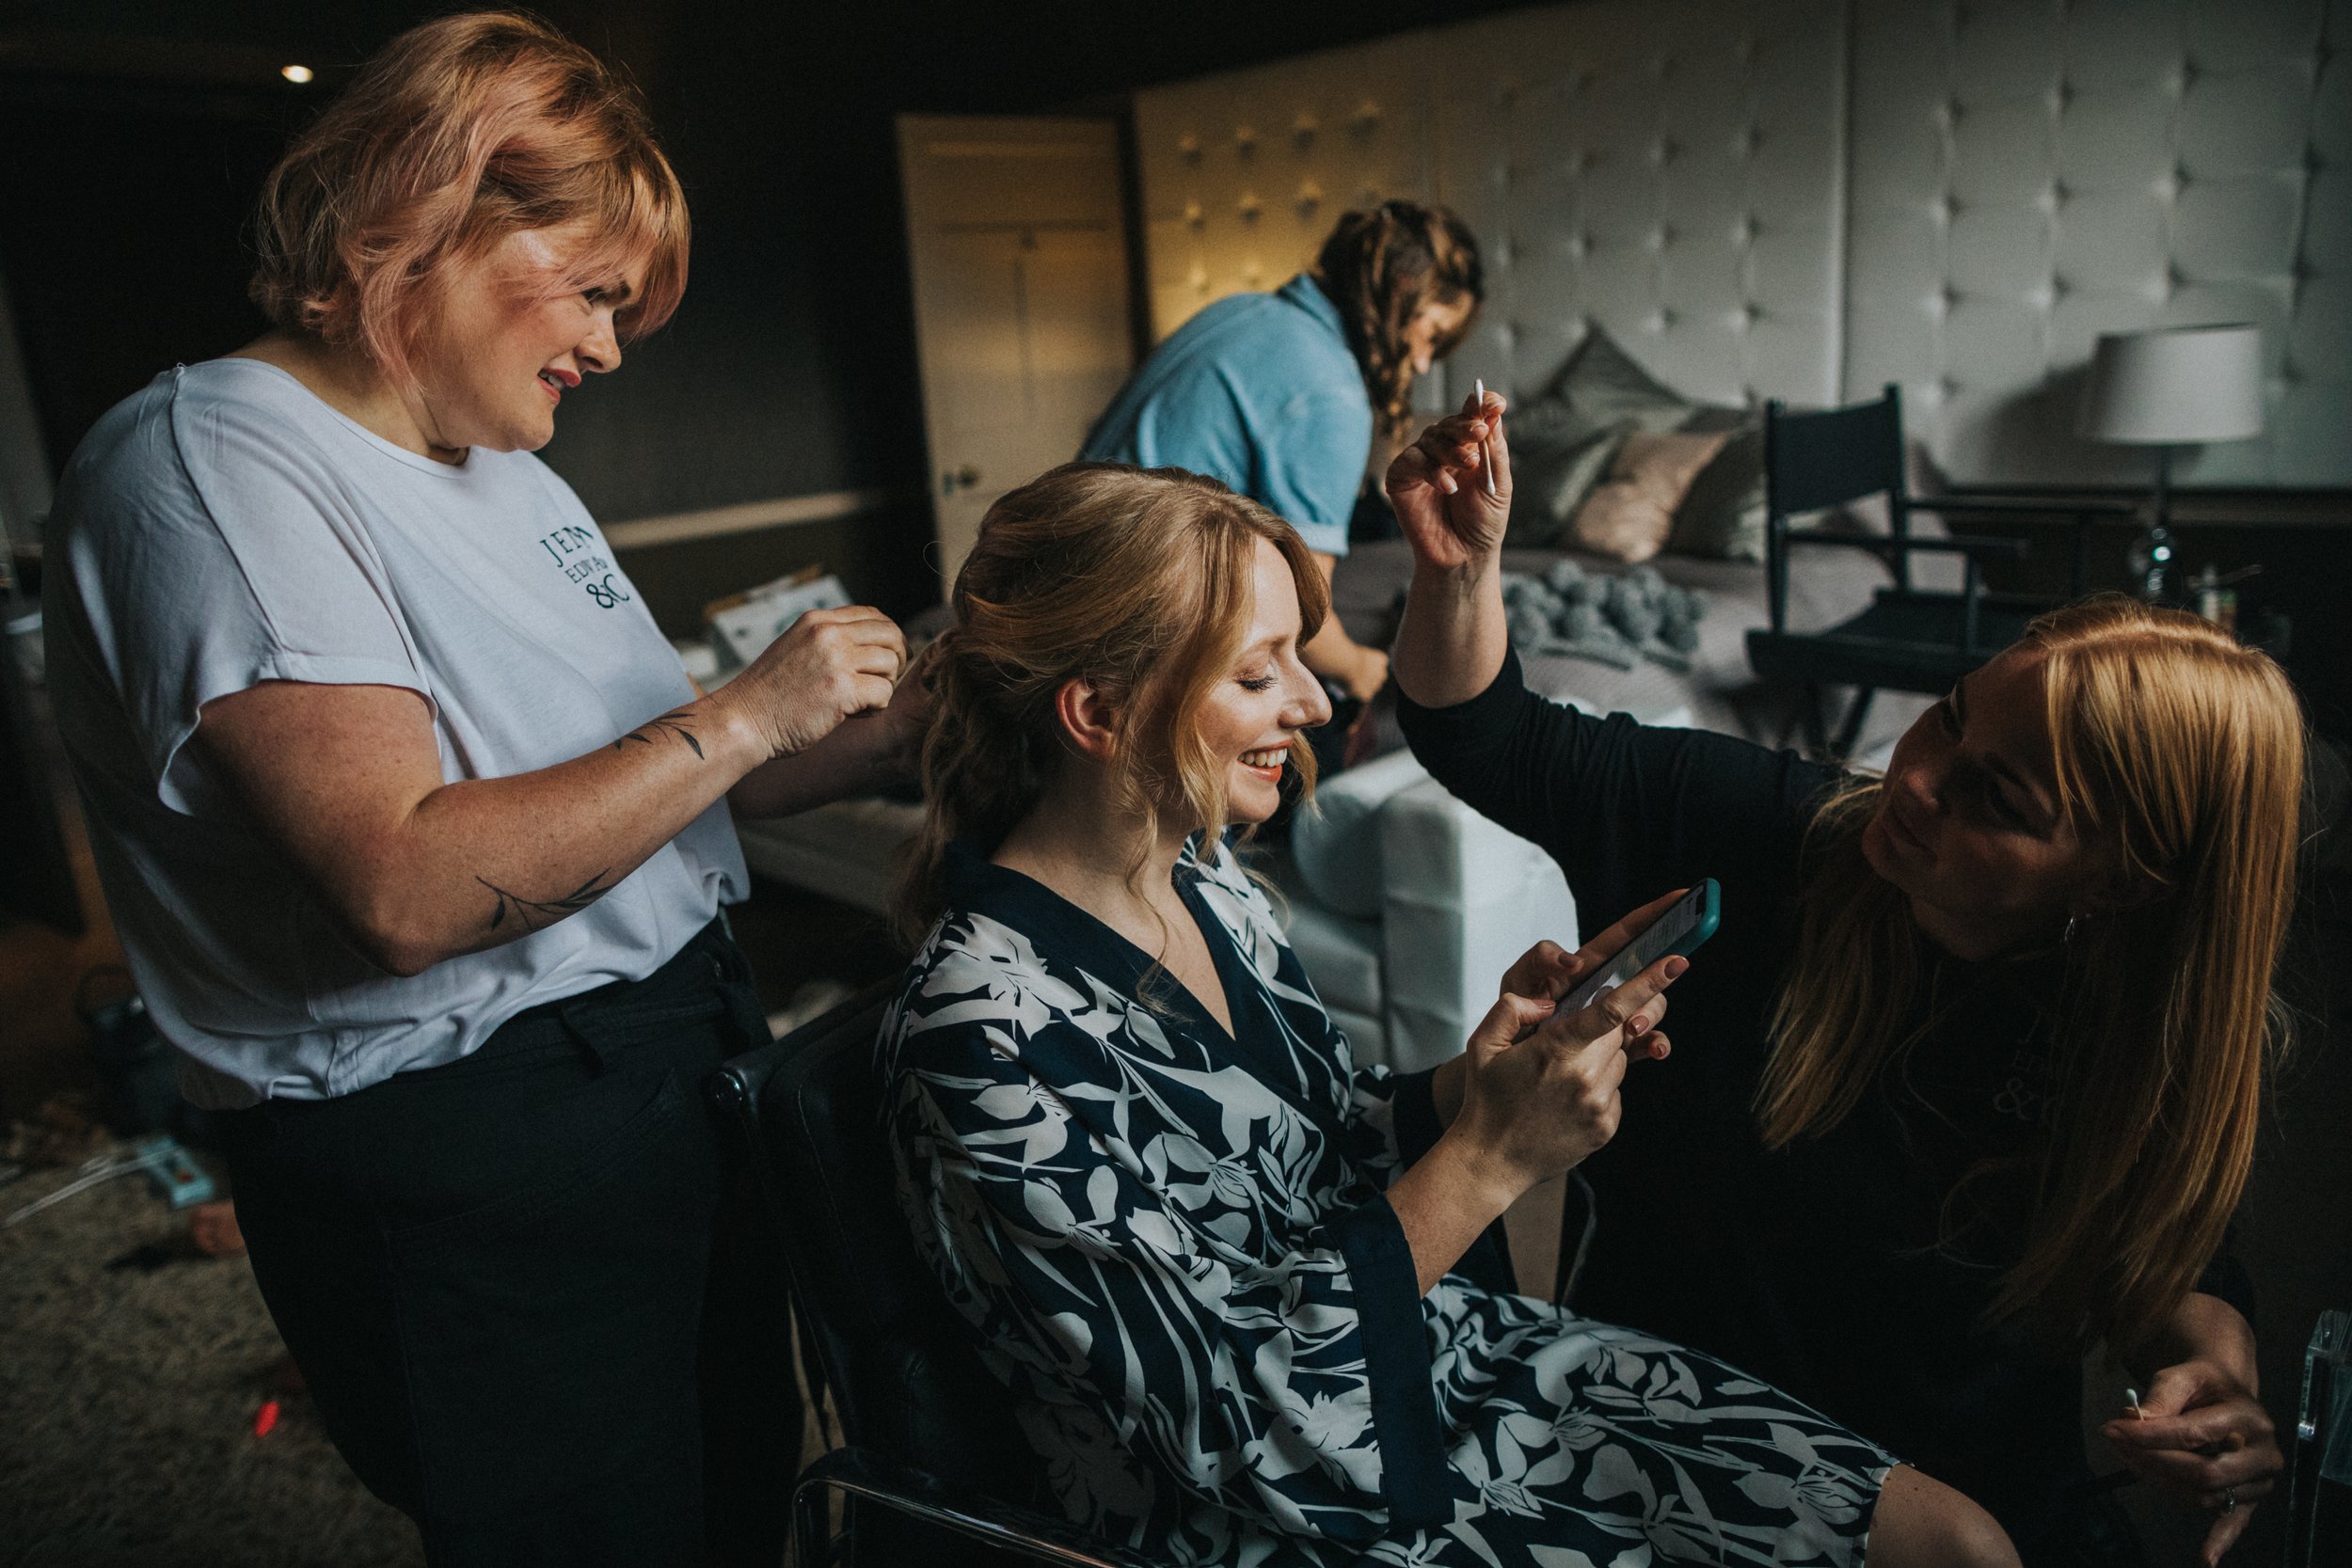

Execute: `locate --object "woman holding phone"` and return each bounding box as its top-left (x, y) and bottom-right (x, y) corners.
top-left (1387, 396), bottom-right (2300, 1566)
top-left (878, 461), bottom-right (2024, 1567)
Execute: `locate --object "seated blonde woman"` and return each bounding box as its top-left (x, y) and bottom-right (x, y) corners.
top-left (874, 463), bottom-right (2017, 1568)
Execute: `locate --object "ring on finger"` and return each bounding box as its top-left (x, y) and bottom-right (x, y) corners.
top-left (2219, 1485), bottom-right (2238, 1513)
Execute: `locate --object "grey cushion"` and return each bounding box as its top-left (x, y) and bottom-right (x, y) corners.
top-left (1507, 416), bottom-right (1635, 547)
top-left (1530, 325), bottom-right (1771, 562)
top-left (1503, 325), bottom-right (1708, 544)
top-left (1668, 423), bottom-right (1768, 562)
top-left (1545, 325), bottom-right (1698, 434)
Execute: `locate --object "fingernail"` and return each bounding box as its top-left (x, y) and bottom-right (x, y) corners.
top-left (1629, 1016), bottom-right (1650, 1035)
top-left (1665, 957), bottom-right (1690, 978)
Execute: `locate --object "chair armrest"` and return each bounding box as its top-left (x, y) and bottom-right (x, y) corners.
top-left (704, 1044), bottom-right (796, 1226)
top-left (1908, 494), bottom-right (2140, 517)
top-left (793, 1446), bottom-right (1155, 1568)
top-left (1784, 528), bottom-right (2030, 560)
top-left (703, 977), bottom-right (901, 1257)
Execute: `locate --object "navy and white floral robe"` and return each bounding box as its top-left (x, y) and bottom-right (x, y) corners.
top-left (880, 838), bottom-right (1896, 1567)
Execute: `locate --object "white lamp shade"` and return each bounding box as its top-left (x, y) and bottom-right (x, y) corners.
top-left (2077, 324), bottom-right (2265, 444)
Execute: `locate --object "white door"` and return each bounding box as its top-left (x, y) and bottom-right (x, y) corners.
top-left (897, 115), bottom-right (1135, 595)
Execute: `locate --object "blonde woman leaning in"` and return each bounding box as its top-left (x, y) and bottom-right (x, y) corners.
top-left (1390, 393), bottom-right (2300, 1567)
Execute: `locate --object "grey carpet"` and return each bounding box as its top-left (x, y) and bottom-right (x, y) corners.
top-left (0, 1168), bottom-right (422, 1568)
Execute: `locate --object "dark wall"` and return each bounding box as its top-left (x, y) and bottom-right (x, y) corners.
top-left (0, 0), bottom-right (1539, 625)
top-left (0, 82), bottom-right (297, 481)
top-left (535, 0), bottom-right (1548, 525)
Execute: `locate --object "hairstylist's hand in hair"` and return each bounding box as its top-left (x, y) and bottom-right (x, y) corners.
top-left (878, 637), bottom-right (946, 770)
top-left (1388, 387), bottom-right (1510, 570)
top-left (719, 606), bottom-right (906, 760)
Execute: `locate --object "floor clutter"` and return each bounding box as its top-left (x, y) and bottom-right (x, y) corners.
top-left (0, 1106), bottom-right (422, 1568)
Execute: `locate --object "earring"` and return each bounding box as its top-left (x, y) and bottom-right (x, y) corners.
top-left (2063, 912), bottom-right (2083, 948)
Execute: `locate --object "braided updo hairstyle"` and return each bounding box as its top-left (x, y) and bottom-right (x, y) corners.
top-left (896, 462), bottom-right (1327, 947)
top-left (1312, 201), bottom-right (1484, 445)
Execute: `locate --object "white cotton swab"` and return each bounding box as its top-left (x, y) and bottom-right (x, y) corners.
top-left (2125, 1387), bottom-right (2144, 1418)
top-left (1475, 378), bottom-right (1499, 497)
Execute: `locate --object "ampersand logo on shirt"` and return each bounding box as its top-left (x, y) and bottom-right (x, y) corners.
top-left (537, 524), bottom-right (631, 610)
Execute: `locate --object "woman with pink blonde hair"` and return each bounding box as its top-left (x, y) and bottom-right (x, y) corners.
top-left (43, 14), bottom-right (918, 1562)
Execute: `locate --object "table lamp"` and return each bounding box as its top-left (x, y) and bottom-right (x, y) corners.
top-left (2076, 324), bottom-right (2265, 601)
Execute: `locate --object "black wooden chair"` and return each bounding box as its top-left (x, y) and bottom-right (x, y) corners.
top-left (1746, 384), bottom-right (2137, 756)
top-left (704, 980), bottom-right (1150, 1568)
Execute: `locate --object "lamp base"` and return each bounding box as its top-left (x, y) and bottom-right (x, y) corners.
top-left (2126, 522), bottom-right (2177, 604)
top-left (2128, 445), bottom-right (2179, 604)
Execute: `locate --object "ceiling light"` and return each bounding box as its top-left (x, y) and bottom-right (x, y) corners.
top-left (280, 64), bottom-right (314, 85)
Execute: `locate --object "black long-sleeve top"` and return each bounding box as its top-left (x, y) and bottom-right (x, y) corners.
top-left (1397, 647), bottom-right (2254, 1560)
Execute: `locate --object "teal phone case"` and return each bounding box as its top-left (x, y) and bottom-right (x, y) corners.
top-left (1561, 878), bottom-right (1721, 1013)
top-left (1672, 879), bottom-right (1722, 958)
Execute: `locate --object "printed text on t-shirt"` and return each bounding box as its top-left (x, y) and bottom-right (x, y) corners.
top-left (538, 524), bottom-right (631, 609)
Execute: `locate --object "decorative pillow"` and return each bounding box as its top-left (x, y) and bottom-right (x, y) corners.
top-left (1548, 324), bottom-right (1699, 433)
top-left (1569, 429), bottom-right (1730, 562)
top-left (1667, 423), bottom-right (1767, 561)
top-left (1505, 416), bottom-right (1636, 547)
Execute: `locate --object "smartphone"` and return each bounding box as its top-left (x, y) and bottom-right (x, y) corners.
top-left (1559, 879), bottom-right (1720, 1015)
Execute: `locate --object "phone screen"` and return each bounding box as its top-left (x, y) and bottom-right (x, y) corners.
top-left (1559, 879), bottom-right (1721, 1015)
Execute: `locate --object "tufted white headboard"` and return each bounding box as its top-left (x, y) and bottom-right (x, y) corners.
top-left (1133, 0), bottom-right (2350, 485)
top-left (1844, 0), bottom-right (2345, 485)
top-left (1429, 0), bottom-right (1851, 413)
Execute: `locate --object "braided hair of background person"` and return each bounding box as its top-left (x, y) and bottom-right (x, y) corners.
top-left (1311, 201), bottom-right (1484, 447)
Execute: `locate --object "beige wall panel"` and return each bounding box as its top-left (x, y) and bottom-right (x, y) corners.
top-left (1133, 36), bottom-right (1432, 341)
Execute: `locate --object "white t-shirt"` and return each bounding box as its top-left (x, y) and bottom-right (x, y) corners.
top-left (44, 359), bottom-right (749, 1108)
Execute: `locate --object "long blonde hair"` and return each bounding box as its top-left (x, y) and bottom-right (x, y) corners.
top-left (896, 463), bottom-right (1327, 948)
top-left (1760, 597), bottom-right (2304, 1352)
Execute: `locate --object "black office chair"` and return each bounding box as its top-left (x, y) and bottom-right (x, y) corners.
top-left (1746, 383), bottom-right (2135, 756)
top-left (704, 980), bottom-right (1151, 1568)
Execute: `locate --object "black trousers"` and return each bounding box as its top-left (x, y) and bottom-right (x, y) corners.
top-left (219, 920), bottom-right (797, 1568)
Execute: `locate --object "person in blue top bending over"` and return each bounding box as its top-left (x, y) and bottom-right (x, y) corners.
top-left (1080, 201), bottom-right (1482, 705)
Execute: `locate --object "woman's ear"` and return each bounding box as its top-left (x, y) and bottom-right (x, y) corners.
top-left (1052, 677), bottom-right (1120, 762)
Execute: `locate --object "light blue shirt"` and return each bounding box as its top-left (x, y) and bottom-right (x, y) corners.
top-left (1080, 275), bottom-right (1371, 556)
top-left (44, 359), bottom-right (747, 1107)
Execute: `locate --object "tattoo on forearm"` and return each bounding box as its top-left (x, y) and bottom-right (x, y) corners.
top-left (479, 870), bottom-right (618, 933)
top-left (612, 709), bottom-right (704, 759)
